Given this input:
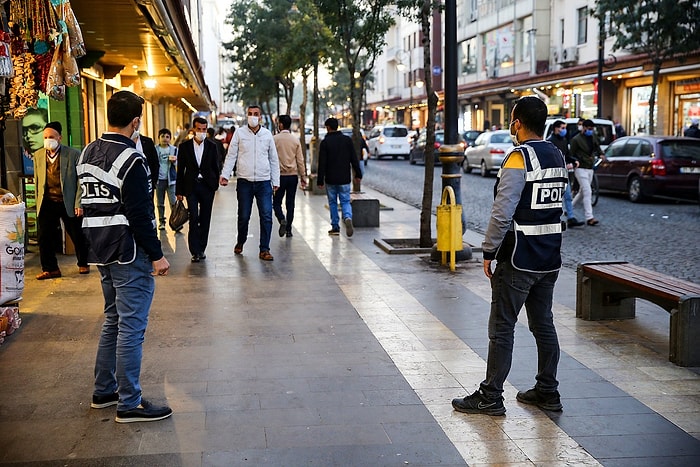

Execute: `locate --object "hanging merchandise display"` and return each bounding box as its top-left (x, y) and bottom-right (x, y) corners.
top-left (2, 0), bottom-right (86, 119)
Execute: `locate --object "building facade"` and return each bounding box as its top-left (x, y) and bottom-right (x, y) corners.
top-left (365, 0), bottom-right (700, 137)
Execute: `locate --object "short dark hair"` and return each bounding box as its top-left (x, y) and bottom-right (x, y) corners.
top-left (247, 104), bottom-right (261, 112)
top-left (512, 96), bottom-right (547, 136)
top-left (324, 117), bottom-right (339, 131)
top-left (192, 116), bottom-right (207, 127)
top-left (582, 119), bottom-right (595, 128)
top-left (553, 119), bottom-right (565, 129)
top-left (158, 128), bottom-right (172, 138)
top-left (278, 115), bottom-right (292, 129)
top-left (107, 91), bottom-right (144, 128)
top-left (206, 127), bottom-right (215, 137)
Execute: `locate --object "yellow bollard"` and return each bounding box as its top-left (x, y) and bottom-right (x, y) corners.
top-left (436, 186), bottom-right (463, 271)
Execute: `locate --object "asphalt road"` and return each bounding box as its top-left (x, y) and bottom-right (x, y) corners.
top-left (361, 158), bottom-right (700, 283)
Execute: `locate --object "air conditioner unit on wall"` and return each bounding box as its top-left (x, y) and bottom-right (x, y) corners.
top-left (557, 47), bottom-right (579, 66)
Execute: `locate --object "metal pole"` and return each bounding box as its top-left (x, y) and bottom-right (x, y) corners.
top-left (439, 0), bottom-right (470, 258)
top-left (409, 45), bottom-right (413, 129)
top-left (597, 20), bottom-right (604, 119)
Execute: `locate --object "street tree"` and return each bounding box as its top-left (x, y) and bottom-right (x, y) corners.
top-left (396, 0), bottom-right (442, 248)
top-left (316, 0), bottom-right (395, 191)
top-left (593, 0), bottom-right (700, 134)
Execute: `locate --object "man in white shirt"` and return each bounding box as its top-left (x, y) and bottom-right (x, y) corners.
top-left (220, 105), bottom-right (280, 261)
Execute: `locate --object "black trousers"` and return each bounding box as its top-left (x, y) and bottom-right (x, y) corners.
top-left (185, 180), bottom-right (216, 256)
top-left (37, 198), bottom-right (88, 271)
top-left (272, 175), bottom-right (299, 233)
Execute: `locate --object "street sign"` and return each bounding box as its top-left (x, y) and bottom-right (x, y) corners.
top-left (432, 66), bottom-right (442, 76)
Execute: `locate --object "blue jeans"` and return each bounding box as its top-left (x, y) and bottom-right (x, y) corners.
top-left (563, 183), bottom-right (575, 220)
top-left (94, 249), bottom-right (155, 411)
top-left (155, 179), bottom-right (176, 224)
top-left (236, 179), bottom-right (273, 252)
top-left (480, 259), bottom-right (560, 398)
top-left (325, 184), bottom-right (352, 230)
top-left (273, 175), bottom-right (299, 233)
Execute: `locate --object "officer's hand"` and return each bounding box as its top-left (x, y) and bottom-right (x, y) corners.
top-left (152, 256), bottom-right (170, 276)
top-left (219, 176), bottom-right (229, 186)
top-left (483, 259), bottom-right (494, 279)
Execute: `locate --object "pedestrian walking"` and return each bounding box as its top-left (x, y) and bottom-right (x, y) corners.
top-left (220, 104), bottom-right (280, 261)
top-left (317, 117), bottom-right (362, 237)
top-left (33, 121), bottom-right (89, 279)
top-left (131, 128), bottom-right (159, 193)
top-left (452, 96), bottom-right (568, 416)
top-left (547, 120), bottom-right (583, 228)
top-left (273, 114), bottom-right (307, 238)
top-left (155, 128), bottom-right (178, 231)
top-left (176, 117), bottom-right (222, 262)
top-left (570, 119), bottom-right (603, 226)
top-left (77, 90), bottom-right (172, 423)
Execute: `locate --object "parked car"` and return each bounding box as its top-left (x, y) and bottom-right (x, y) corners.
top-left (544, 117), bottom-right (616, 150)
top-left (304, 127), bottom-right (326, 148)
top-left (366, 124), bottom-right (411, 159)
top-left (462, 130), bottom-right (483, 148)
top-left (340, 127), bottom-right (369, 163)
top-left (409, 129), bottom-right (465, 165)
top-left (462, 130), bottom-right (513, 176)
top-left (596, 136), bottom-right (700, 202)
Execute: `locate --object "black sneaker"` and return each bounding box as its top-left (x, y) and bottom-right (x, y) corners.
top-left (328, 228), bottom-right (340, 236)
top-left (278, 218), bottom-right (287, 237)
top-left (285, 231), bottom-right (293, 238)
top-left (91, 393), bottom-right (119, 409)
top-left (567, 217), bottom-right (584, 228)
top-left (115, 399), bottom-right (173, 423)
top-left (452, 389), bottom-right (505, 416)
top-left (516, 388), bottom-right (563, 411)
top-left (344, 217), bottom-right (354, 237)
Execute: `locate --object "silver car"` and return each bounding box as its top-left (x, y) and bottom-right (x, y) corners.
top-left (462, 130), bottom-right (514, 177)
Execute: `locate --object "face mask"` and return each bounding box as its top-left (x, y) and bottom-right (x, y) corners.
top-left (195, 132), bottom-right (207, 142)
top-left (130, 130), bottom-right (140, 141)
top-left (584, 129), bottom-right (594, 137)
top-left (44, 138), bottom-right (59, 151)
top-left (577, 125), bottom-right (583, 132)
top-left (509, 120), bottom-right (519, 145)
top-left (559, 129), bottom-right (567, 137)
top-left (247, 116), bottom-right (259, 127)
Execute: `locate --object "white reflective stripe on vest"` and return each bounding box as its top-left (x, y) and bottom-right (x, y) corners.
top-left (514, 221), bottom-right (562, 235)
top-left (82, 214), bottom-right (129, 228)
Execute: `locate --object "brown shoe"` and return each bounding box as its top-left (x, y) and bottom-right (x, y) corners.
top-left (587, 218), bottom-right (599, 226)
top-left (36, 270), bottom-right (61, 280)
top-left (234, 244), bottom-right (243, 254)
top-left (78, 266), bottom-right (91, 274)
top-left (258, 251), bottom-right (274, 261)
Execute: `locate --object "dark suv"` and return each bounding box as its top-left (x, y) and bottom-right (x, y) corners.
top-left (597, 136), bottom-right (700, 202)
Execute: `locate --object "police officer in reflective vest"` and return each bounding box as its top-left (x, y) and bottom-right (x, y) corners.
top-left (77, 90), bottom-right (172, 423)
top-left (452, 96), bottom-right (568, 416)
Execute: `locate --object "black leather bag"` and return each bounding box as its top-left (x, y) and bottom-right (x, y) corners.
top-left (168, 199), bottom-right (189, 230)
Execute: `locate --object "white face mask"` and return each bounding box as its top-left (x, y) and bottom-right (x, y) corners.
top-left (195, 132), bottom-right (207, 142)
top-left (247, 116), bottom-right (259, 127)
top-left (130, 130), bottom-right (140, 141)
top-left (44, 138), bottom-right (59, 151)
top-left (509, 120), bottom-right (519, 145)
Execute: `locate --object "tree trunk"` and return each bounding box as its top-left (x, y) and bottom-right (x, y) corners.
top-left (300, 71), bottom-right (309, 166)
top-left (649, 59), bottom-right (662, 135)
top-left (419, 0), bottom-right (436, 248)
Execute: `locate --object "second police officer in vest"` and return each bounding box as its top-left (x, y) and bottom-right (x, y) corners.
top-left (452, 96), bottom-right (568, 416)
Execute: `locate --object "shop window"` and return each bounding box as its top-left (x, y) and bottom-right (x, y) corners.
top-left (458, 38), bottom-right (477, 75)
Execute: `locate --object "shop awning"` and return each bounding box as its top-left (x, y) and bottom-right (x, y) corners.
top-left (70, 0), bottom-right (214, 112)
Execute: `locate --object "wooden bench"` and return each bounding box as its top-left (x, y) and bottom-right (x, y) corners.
top-left (349, 192), bottom-right (379, 227)
top-left (576, 261), bottom-right (700, 367)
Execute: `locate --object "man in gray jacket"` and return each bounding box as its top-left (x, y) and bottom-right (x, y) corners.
top-left (33, 121), bottom-right (89, 279)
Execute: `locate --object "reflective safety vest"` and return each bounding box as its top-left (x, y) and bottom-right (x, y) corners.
top-left (502, 141), bottom-right (568, 272)
top-left (77, 138), bottom-right (148, 265)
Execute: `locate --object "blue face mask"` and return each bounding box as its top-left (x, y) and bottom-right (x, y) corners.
top-left (559, 129), bottom-right (567, 137)
top-left (584, 129), bottom-right (593, 136)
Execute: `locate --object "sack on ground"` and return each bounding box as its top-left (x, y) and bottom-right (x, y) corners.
top-left (169, 199), bottom-right (189, 230)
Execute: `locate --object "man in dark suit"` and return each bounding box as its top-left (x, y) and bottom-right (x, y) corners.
top-left (132, 131), bottom-right (159, 191)
top-left (176, 117), bottom-right (221, 262)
